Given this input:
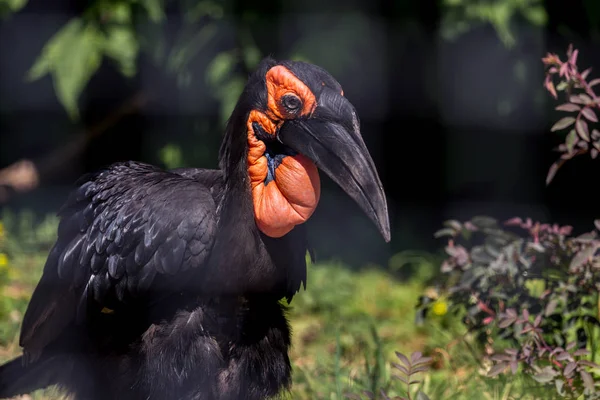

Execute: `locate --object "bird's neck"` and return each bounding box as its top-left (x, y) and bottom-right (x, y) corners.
top-left (206, 110), bottom-right (308, 299)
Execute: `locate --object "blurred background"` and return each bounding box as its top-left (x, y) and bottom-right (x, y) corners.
top-left (1, 0), bottom-right (600, 398)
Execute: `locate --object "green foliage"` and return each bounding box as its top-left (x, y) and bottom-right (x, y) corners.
top-left (441, 0), bottom-right (547, 48)
top-left (388, 250), bottom-right (441, 283)
top-left (346, 352), bottom-right (433, 400)
top-left (158, 143), bottom-right (185, 169)
top-left (136, 0), bottom-right (166, 22)
top-left (0, 211), bottom-right (57, 348)
top-left (287, 13), bottom-right (372, 78)
top-left (27, 19), bottom-right (104, 120)
top-left (0, 220), bottom-right (10, 339)
top-left (21, 0), bottom-right (263, 130)
top-left (205, 32), bottom-right (262, 125)
top-left (206, 50), bottom-right (247, 125)
top-left (0, 0), bottom-right (27, 18)
top-left (26, 0), bottom-right (145, 119)
top-left (0, 209), bottom-right (59, 255)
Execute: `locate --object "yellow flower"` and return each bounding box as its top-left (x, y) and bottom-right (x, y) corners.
top-left (431, 300), bottom-right (448, 316)
top-left (0, 253), bottom-right (8, 270)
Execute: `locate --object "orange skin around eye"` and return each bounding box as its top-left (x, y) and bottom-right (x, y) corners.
top-left (265, 66), bottom-right (316, 119)
top-left (247, 66), bottom-right (323, 237)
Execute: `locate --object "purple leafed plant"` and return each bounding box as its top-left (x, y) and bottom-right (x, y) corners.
top-left (543, 44), bottom-right (600, 185)
top-left (413, 44), bottom-right (600, 399)
top-left (424, 214), bottom-right (600, 398)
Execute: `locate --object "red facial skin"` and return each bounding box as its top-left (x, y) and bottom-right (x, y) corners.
top-left (246, 66), bottom-right (322, 238)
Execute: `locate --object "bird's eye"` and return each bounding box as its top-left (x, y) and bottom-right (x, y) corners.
top-left (281, 94), bottom-right (302, 113)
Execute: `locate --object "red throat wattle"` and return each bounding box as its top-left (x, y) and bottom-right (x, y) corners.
top-left (247, 111), bottom-right (320, 238)
top-left (246, 65), bottom-right (321, 238)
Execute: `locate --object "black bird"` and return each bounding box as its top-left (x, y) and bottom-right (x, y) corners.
top-left (0, 58), bottom-right (390, 400)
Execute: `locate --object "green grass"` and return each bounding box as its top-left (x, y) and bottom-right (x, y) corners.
top-left (0, 213), bottom-right (569, 400)
top-left (285, 262), bottom-right (537, 400)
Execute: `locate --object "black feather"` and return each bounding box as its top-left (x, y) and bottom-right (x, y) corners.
top-left (3, 57), bottom-right (331, 400)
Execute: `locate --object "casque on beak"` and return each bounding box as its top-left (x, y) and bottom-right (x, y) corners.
top-left (277, 88), bottom-right (391, 242)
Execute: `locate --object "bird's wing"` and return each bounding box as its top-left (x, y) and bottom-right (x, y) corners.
top-left (19, 161), bottom-right (218, 359)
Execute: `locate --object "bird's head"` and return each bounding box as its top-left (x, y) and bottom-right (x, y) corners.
top-left (220, 58), bottom-right (390, 243)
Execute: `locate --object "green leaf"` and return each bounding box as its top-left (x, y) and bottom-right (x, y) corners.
top-left (434, 228), bottom-right (456, 238)
top-left (532, 367), bottom-right (558, 383)
top-left (470, 216), bottom-right (497, 229)
top-left (185, 0), bottom-right (224, 22)
top-left (487, 362), bottom-right (507, 377)
top-left (556, 81), bottom-right (569, 91)
top-left (159, 144), bottom-right (184, 169)
top-left (26, 18), bottom-right (83, 82)
top-left (167, 23), bottom-right (217, 76)
top-left (54, 24), bottom-right (103, 119)
top-left (443, 220), bottom-right (462, 231)
top-left (101, 1), bottom-right (131, 24)
top-left (243, 45), bottom-right (262, 69)
top-left (139, 0), bottom-right (165, 22)
top-left (0, 0), bottom-right (28, 15)
top-left (206, 51), bottom-right (237, 88)
top-left (580, 370), bottom-right (594, 391)
top-left (555, 379), bottom-right (565, 396)
top-left (103, 25), bottom-right (139, 77)
top-left (217, 77), bottom-right (245, 125)
top-left (27, 18), bottom-right (104, 119)
top-left (551, 117), bottom-right (575, 132)
top-left (566, 129), bottom-right (577, 153)
top-left (576, 119), bottom-right (590, 141)
top-left (415, 392), bottom-right (430, 400)
top-left (522, 5), bottom-right (547, 26)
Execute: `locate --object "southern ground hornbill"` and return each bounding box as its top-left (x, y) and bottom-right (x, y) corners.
top-left (0, 58), bottom-right (390, 400)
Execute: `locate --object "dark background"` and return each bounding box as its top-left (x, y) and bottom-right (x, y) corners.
top-left (1, 0), bottom-right (600, 267)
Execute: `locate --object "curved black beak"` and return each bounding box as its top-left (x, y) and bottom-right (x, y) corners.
top-left (278, 88), bottom-right (391, 242)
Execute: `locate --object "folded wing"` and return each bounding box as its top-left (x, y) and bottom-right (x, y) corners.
top-left (19, 161), bottom-right (218, 361)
